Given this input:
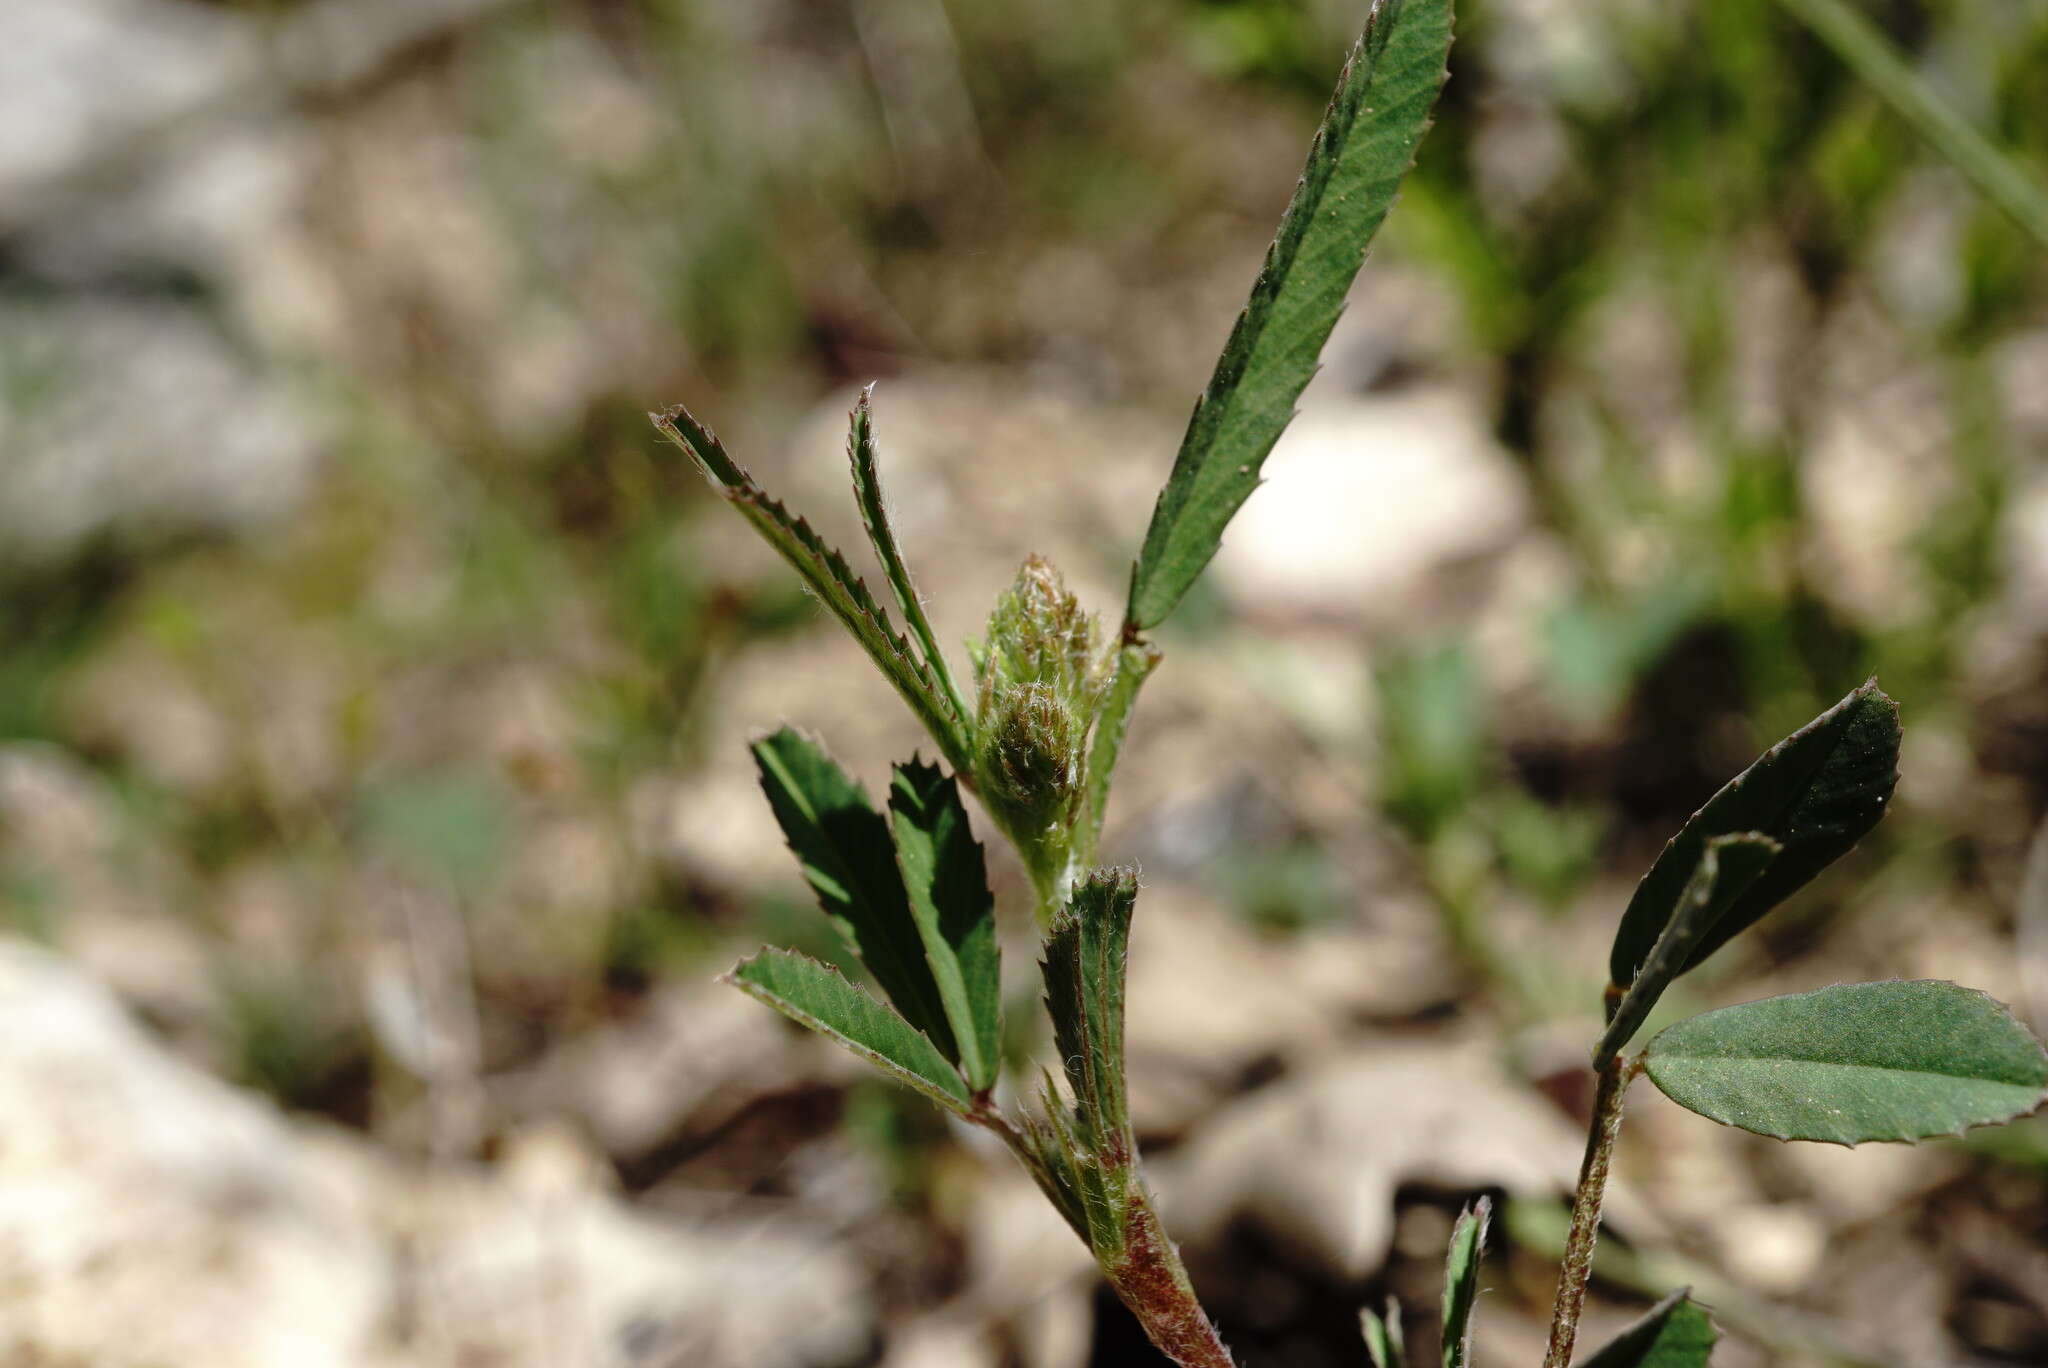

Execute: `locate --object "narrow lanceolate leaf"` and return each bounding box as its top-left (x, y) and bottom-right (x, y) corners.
top-left (1597, 833), bottom-right (1781, 1062)
top-left (846, 387), bottom-right (972, 727)
top-left (1608, 681), bottom-right (1900, 994)
top-left (751, 728), bottom-right (957, 1060)
top-left (888, 758), bottom-right (1003, 1092)
top-left (1644, 981), bottom-right (2048, 1145)
top-left (727, 948), bottom-right (970, 1114)
top-left (1578, 1290), bottom-right (1718, 1368)
top-left (1126, 0), bottom-right (1452, 631)
top-left (1360, 1298), bottom-right (1407, 1368)
top-left (1043, 870), bottom-right (1139, 1163)
top-left (653, 403), bottom-right (973, 773)
top-left (1439, 1195), bottom-right (1490, 1368)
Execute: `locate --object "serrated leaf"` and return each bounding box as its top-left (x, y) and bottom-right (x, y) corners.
top-left (1127, 0), bottom-right (1453, 630)
top-left (1360, 1298), bottom-right (1407, 1368)
top-left (1439, 1195), bottom-right (1489, 1368)
top-left (751, 728), bottom-right (958, 1060)
top-left (847, 387), bottom-right (971, 726)
top-left (1644, 980), bottom-right (2048, 1144)
top-left (1608, 681), bottom-right (1900, 993)
top-left (653, 403), bottom-right (973, 772)
top-left (727, 948), bottom-right (970, 1114)
top-left (1042, 870), bottom-right (1138, 1174)
top-left (888, 757), bottom-right (1003, 1092)
top-left (1597, 833), bottom-right (1781, 1062)
top-left (1578, 1289), bottom-right (1718, 1368)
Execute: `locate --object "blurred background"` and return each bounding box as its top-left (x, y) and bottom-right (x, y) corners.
top-left (3, 0), bottom-right (2047, 1364)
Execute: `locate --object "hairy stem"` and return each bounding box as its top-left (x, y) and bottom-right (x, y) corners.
top-left (1077, 633), bottom-right (1161, 869)
top-left (1542, 1054), bottom-right (1640, 1368)
top-left (1104, 1185), bottom-right (1237, 1368)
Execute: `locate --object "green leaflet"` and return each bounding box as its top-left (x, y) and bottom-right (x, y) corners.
top-left (1607, 681), bottom-right (1900, 993)
top-left (1577, 1290), bottom-right (1718, 1368)
top-left (888, 758), bottom-right (1004, 1093)
top-left (1036, 870), bottom-right (1140, 1253)
top-left (846, 387), bottom-right (971, 727)
top-left (1359, 1298), bottom-right (1407, 1368)
top-left (1044, 870), bottom-right (1137, 1152)
top-left (1596, 833), bottom-right (1780, 1062)
top-left (1644, 980), bottom-right (2048, 1145)
top-left (1439, 1195), bottom-right (1489, 1368)
top-left (1126, 0), bottom-right (1454, 631)
top-left (752, 728), bottom-right (957, 1060)
top-left (728, 948), bottom-right (970, 1114)
top-left (653, 403), bottom-right (973, 774)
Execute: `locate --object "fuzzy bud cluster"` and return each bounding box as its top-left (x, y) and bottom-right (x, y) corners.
top-left (970, 557), bottom-right (1107, 886)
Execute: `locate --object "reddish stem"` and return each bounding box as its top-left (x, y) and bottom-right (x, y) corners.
top-left (1103, 1186), bottom-right (1237, 1368)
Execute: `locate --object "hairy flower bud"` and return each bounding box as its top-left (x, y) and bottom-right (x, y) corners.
top-left (971, 557), bottom-right (1107, 893)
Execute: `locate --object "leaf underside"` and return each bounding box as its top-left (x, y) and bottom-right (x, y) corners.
top-left (1439, 1195), bottom-right (1490, 1368)
top-left (889, 756), bottom-right (1003, 1092)
top-left (1126, 0), bottom-right (1454, 631)
top-left (1608, 681), bottom-right (1901, 992)
top-left (1597, 832), bottom-right (1780, 1061)
top-left (728, 948), bottom-right (970, 1113)
top-left (653, 404), bottom-right (973, 773)
top-left (1578, 1289), bottom-right (1718, 1368)
top-left (1644, 980), bottom-right (2048, 1145)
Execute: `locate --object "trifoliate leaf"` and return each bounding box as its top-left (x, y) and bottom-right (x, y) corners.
top-left (752, 728), bottom-right (956, 1061)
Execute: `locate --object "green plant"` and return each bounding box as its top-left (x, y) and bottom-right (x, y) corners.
top-left (651, 1), bottom-right (2048, 1363)
top-left (1377, 687), bottom-right (2048, 1368)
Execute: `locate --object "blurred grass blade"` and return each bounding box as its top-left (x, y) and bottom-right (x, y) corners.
top-left (1360, 1298), bottom-right (1407, 1368)
top-left (727, 948), bottom-right (971, 1114)
top-left (752, 728), bottom-right (957, 1060)
top-left (1607, 681), bottom-right (1899, 995)
top-left (1125, 0), bottom-right (1453, 631)
top-left (1042, 870), bottom-right (1138, 1167)
top-left (1644, 980), bottom-right (2048, 1144)
top-left (1578, 1290), bottom-right (1718, 1368)
top-left (1439, 1195), bottom-right (1490, 1368)
top-left (1773, 0), bottom-right (2048, 250)
top-left (888, 758), bottom-right (1003, 1092)
top-left (1597, 832), bottom-right (1780, 1062)
top-left (847, 386), bottom-right (972, 727)
top-left (654, 403), bottom-right (974, 773)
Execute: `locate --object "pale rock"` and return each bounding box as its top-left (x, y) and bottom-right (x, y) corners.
top-left (500, 979), bottom-right (807, 1162)
top-left (1119, 885), bottom-right (1451, 1133)
top-left (0, 298), bottom-right (320, 565)
top-left (0, 940), bottom-right (873, 1368)
top-left (1208, 386), bottom-right (1529, 624)
top-left (1711, 1202), bottom-right (1827, 1294)
top-left (880, 1317), bottom-right (1002, 1368)
top-left (0, 0), bottom-right (259, 223)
